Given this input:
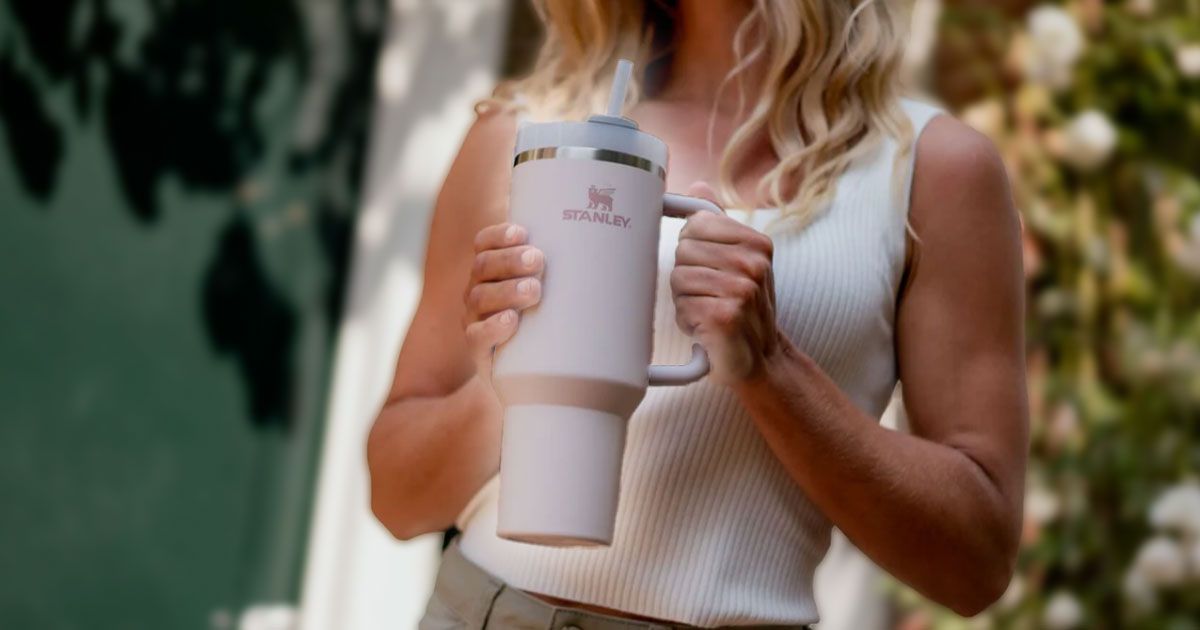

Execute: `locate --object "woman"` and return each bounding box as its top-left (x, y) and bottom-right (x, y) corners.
top-left (368, 1), bottom-right (1029, 628)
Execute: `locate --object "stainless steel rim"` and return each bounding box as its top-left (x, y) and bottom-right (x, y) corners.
top-left (513, 146), bottom-right (666, 180)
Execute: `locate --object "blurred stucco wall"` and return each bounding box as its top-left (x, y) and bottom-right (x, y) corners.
top-left (299, 1), bottom-right (508, 629)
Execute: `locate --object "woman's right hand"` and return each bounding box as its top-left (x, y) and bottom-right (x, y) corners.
top-left (463, 222), bottom-right (545, 379)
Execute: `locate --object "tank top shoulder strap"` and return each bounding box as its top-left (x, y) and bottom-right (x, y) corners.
top-left (900, 98), bottom-right (945, 137)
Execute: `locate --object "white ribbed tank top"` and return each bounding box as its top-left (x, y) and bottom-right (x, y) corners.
top-left (454, 99), bottom-right (944, 627)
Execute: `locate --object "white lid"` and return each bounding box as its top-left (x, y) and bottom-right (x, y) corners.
top-left (513, 118), bottom-right (668, 167)
top-left (512, 59), bottom-right (668, 167)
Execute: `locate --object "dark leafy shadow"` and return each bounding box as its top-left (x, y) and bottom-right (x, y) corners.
top-left (289, 0), bottom-right (386, 326)
top-left (0, 50), bottom-right (63, 200)
top-left (203, 215), bottom-right (296, 428)
top-left (0, 0), bottom-right (386, 428)
top-left (99, 0), bottom-right (301, 220)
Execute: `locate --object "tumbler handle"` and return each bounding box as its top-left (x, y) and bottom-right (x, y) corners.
top-left (647, 193), bottom-right (721, 386)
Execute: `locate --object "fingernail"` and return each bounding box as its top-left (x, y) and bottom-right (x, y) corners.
top-left (517, 279), bottom-right (531, 295)
top-left (505, 225), bottom-right (518, 241)
top-left (521, 248), bottom-right (538, 268)
top-left (500, 310), bottom-right (515, 324)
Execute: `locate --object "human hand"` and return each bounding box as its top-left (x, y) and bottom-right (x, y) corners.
top-left (462, 223), bottom-right (544, 378)
top-left (670, 183), bottom-right (781, 385)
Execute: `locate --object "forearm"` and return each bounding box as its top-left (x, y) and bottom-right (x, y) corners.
top-left (367, 374), bottom-right (501, 540)
top-left (734, 336), bottom-right (1017, 615)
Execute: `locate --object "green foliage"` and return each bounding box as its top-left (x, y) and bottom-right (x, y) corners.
top-left (895, 1), bottom-right (1200, 628)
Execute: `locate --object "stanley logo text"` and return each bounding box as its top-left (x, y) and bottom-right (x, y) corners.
top-left (562, 185), bottom-right (631, 229)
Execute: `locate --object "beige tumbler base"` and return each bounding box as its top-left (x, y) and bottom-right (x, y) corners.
top-left (497, 404), bottom-right (627, 547)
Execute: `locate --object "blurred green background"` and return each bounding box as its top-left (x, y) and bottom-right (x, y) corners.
top-left (0, 0), bottom-right (383, 627)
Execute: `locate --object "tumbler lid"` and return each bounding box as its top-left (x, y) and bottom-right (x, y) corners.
top-left (512, 60), bottom-right (668, 168)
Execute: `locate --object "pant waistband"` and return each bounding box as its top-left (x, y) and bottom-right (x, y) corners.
top-left (434, 541), bottom-right (811, 630)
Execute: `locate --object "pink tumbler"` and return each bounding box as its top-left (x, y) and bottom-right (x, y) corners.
top-left (491, 60), bottom-right (717, 546)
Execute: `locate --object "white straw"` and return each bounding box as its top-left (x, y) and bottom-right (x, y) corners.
top-left (606, 59), bottom-right (633, 117)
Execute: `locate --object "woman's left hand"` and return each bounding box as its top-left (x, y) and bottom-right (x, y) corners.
top-left (671, 182), bottom-right (782, 385)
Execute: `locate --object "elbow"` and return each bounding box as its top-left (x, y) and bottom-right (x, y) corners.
top-left (925, 508), bottom-right (1021, 617)
top-left (367, 460), bottom-right (444, 542)
top-left (940, 450), bottom-right (1024, 617)
top-left (370, 492), bottom-right (432, 542)
top-left (950, 571), bottom-right (1008, 614)
top-left (368, 468), bottom-right (451, 541)
top-left (366, 418), bottom-right (442, 542)
top-left (944, 541), bottom-right (1018, 617)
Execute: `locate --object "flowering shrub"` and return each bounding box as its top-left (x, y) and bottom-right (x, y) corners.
top-left (894, 1), bottom-right (1200, 628)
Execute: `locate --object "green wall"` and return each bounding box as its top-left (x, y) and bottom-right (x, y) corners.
top-left (0, 1), bottom-right (382, 627)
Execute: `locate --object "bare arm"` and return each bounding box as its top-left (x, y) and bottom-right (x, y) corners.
top-left (671, 118), bottom-right (1028, 615)
top-left (367, 109), bottom-right (544, 540)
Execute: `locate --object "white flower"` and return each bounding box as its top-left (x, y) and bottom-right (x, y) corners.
top-left (1133, 536), bottom-right (1188, 586)
top-left (1026, 484), bottom-right (1062, 525)
top-left (1125, 0), bottom-right (1155, 17)
top-left (1060, 110), bottom-right (1118, 171)
top-left (1047, 401), bottom-right (1082, 448)
top-left (1043, 591), bottom-right (1084, 629)
top-left (1025, 5), bottom-right (1085, 89)
top-left (1177, 45), bottom-right (1200, 79)
top-left (1122, 569), bottom-right (1158, 614)
top-left (1149, 482), bottom-right (1200, 537)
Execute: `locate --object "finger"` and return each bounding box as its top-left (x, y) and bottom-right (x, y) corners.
top-left (466, 277), bottom-right (542, 319)
top-left (670, 265), bottom-right (759, 302)
top-left (465, 309), bottom-right (519, 362)
top-left (675, 237), bottom-right (739, 271)
top-left (679, 212), bottom-right (773, 254)
top-left (673, 295), bottom-right (741, 335)
top-left (676, 238), bottom-right (773, 282)
top-left (677, 210), bottom-right (743, 244)
top-left (472, 245), bottom-right (544, 282)
top-left (474, 223), bottom-right (527, 253)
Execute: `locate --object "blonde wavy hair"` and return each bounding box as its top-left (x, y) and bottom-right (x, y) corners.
top-left (481, 0), bottom-right (915, 229)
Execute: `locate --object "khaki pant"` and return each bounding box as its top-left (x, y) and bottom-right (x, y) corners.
top-left (418, 543), bottom-right (812, 630)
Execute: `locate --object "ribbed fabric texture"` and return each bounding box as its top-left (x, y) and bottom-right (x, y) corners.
top-left (455, 100), bottom-right (944, 627)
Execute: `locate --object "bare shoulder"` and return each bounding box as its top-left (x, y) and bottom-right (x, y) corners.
top-left (908, 114), bottom-right (1018, 245)
top-left (424, 105), bottom-right (519, 266)
top-left (460, 104), bottom-right (520, 156)
top-left (437, 106), bottom-right (520, 216)
top-left (916, 114), bottom-right (1002, 167)
top-left (390, 105), bottom-right (520, 399)
top-left (901, 112), bottom-right (1023, 307)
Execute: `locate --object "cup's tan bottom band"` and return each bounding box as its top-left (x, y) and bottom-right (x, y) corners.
top-left (493, 374), bottom-right (646, 418)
